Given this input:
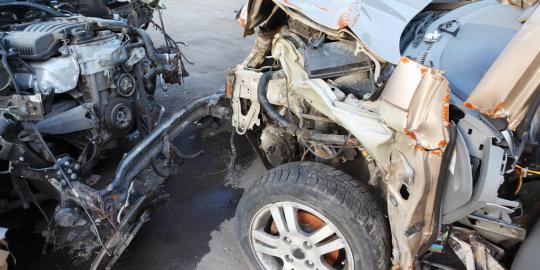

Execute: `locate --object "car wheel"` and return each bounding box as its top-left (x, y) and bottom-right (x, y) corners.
top-left (236, 162), bottom-right (390, 270)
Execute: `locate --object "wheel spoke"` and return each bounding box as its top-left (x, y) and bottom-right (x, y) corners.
top-left (252, 202), bottom-right (355, 270)
top-left (317, 238), bottom-right (345, 255)
top-left (283, 204), bottom-right (299, 234)
top-left (253, 241), bottom-right (282, 258)
top-left (308, 224), bottom-right (335, 244)
top-left (281, 264), bottom-right (294, 270)
top-left (270, 204), bottom-right (287, 235)
top-left (252, 229), bottom-right (280, 248)
top-left (315, 260), bottom-right (333, 270)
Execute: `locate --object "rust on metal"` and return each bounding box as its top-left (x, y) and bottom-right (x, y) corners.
top-left (400, 57), bottom-right (410, 64)
top-left (337, 5), bottom-right (359, 28)
top-left (420, 67), bottom-right (428, 76)
top-left (443, 94), bottom-right (451, 127)
top-left (283, 0), bottom-right (301, 10)
top-left (404, 128), bottom-right (417, 141)
top-left (463, 101), bottom-right (475, 110)
top-left (438, 140), bottom-right (448, 148)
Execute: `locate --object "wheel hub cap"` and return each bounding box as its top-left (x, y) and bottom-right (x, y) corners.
top-left (249, 202), bottom-right (353, 270)
top-left (292, 248), bottom-right (305, 260)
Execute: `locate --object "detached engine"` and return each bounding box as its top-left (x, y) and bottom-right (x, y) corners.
top-left (0, 3), bottom-right (207, 269)
top-left (1, 15), bottom-right (179, 137)
top-left (0, 14), bottom-right (183, 175)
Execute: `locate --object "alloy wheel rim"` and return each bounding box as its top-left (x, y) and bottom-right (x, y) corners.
top-left (249, 201), bottom-right (354, 270)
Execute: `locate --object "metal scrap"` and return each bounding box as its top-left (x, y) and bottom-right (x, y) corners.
top-left (450, 228), bottom-right (506, 270)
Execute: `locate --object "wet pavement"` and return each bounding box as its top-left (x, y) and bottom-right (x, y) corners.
top-left (9, 130), bottom-right (260, 270)
top-left (111, 1), bottom-right (259, 269)
top-left (113, 130), bottom-right (258, 270)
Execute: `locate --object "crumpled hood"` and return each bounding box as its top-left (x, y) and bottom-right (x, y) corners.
top-left (272, 0), bottom-right (433, 64)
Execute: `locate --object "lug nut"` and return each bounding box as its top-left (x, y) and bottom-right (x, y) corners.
top-left (70, 174), bottom-right (77, 180)
top-left (283, 237), bottom-right (292, 244)
top-left (305, 260), bottom-right (314, 268)
top-left (304, 241), bottom-right (313, 249)
top-left (64, 161), bottom-right (70, 166)
top-left (284, 255), bottom-right (293, 262)
top-left (67, 169), bottom-right (73, 174)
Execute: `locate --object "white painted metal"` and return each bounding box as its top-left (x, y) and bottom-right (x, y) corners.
top-left (273, 0), bottom-right (433, 63)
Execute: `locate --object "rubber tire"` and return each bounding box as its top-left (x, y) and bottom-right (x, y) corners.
top-left (236, 162), bottom-right (390, 270)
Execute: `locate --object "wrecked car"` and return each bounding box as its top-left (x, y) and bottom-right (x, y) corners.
top-left (228, 0), bottom-right (540, 269)
top-left (0, 2), bottom-right (230, 269)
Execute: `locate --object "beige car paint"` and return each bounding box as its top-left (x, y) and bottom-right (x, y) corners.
top-left (503, 0), bottom-right (539, 8)
top-left (379, 58), bottom-right (451, 268)
top-left (466, 5), bottom-right (540, 130)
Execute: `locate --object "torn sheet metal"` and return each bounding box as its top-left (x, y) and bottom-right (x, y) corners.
top-left (379, 58), bottom-right (450, 269)
top-left (230, 68), bottom-right (262, 134)
top-left (272, 0), bottom-right (432, 64)
top-left (273, 36), bottom-right (451, 268)
top-left (450, 228), bottom-right (506, 270)
top-left (380, 58), bottom-right (450, 152)
top-left (465, 5), bottom-right (540, 130)
top-left (230, 68), bottom-right (288, 134)
top-left (271, 34), bottom-right (395, 167)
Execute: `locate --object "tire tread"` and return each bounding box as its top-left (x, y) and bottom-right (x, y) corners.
top-left (242, 162), bottom-right (390, 270)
